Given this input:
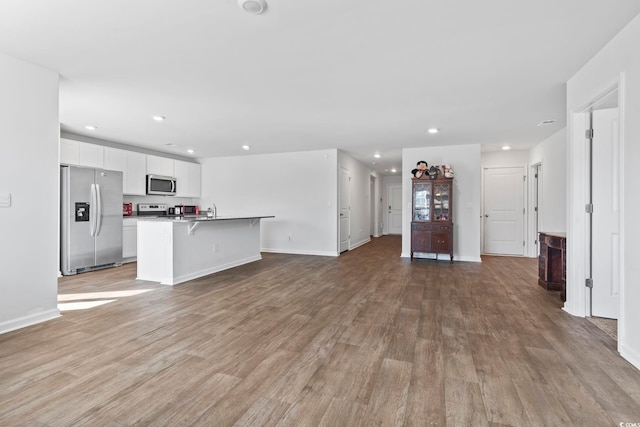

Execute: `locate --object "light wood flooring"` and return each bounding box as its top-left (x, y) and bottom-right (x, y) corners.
top-left (1, 236), bottom-right (640, 426)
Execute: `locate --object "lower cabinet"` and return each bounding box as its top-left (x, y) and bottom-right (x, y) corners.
top-left (538, 232), bottom-right (566, 301)
top-left (123, 218), bottom-right (137, 261)
top-left (411, 222), bottom-right (453, 261)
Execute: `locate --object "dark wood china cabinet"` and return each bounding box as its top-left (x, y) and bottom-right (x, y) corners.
top-left (411, 176), bottom-right (454, 261)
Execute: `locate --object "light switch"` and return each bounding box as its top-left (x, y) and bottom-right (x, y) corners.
top-left (0, 193), bottom-right (11, 208)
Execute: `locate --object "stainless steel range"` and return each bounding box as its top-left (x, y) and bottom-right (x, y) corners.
top-left (137, 203), bottom-right (168, 216)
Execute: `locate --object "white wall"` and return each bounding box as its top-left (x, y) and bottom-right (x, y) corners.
top-left (0, 52), bottom-right (60, 333)
top-left (529, 128), bottom-right (567, 234)
top-left (481, 149), bottom-right (529, 168)
top-left (338, 151), bottom-right (372, 250)
top-left (381, 175), bottom-right (401, 235)
top-left (200, 149), bottom-right (338, 256)
top-left (402, 145), bottom-right (482, 262)
top-left (566, 13), bottom-right (640, 369)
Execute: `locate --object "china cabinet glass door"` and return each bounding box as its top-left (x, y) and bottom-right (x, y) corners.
top-left (413, 182), bottom-right (431, 221)
top-left (433, 183), bottom-right (450, 221)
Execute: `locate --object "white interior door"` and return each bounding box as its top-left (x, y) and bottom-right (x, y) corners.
top-left (387, 184), bottom-right (402, 234)
top-left (591, 108), bottom-right (620, 319)
top-left (339, 168), bottom-right (350, 253)
top-left (484, 167), bottom-right (525, 255)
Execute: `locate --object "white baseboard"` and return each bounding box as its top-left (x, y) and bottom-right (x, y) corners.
top-left (0, 309), bottom-right (61, 335)
top-left (349, 238), bottom-right (371, 251)
top-left (160, 255), bottom-right (262, 285)
top-left (261, 248), bottom-right (339, 257)
top-left (620, 342), bottom-right (640, 371)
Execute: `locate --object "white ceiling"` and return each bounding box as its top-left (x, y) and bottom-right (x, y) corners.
top-left (1, 1), bottom-right (639, 175)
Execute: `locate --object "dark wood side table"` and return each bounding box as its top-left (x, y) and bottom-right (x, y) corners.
top-left (538, 232), bottom-right (566, 301)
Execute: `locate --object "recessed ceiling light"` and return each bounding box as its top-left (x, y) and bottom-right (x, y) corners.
top-left (391, 168), bottom-right (397, 173)
top-left (502, 145), bottom-right (511, 150)
top-left (242, 145), bottom-right (251, 151)
top-left (238, 0), bottom-right (267, 14)
top-left (537, 119), bottom-right (556, 126)
top-left (187, 149), bottom-right (194, 154)
top-left (428, 128), bottom-right (439, 134)
top-left (374, 153), bottom-right (381, 158)
top-left (85, 125), bottom-right (97, 130)
top-left (153, 115), bottom-right (165, 122)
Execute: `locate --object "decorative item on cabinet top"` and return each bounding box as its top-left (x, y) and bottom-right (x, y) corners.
top-left (410, 161), bottom-right (454, 180)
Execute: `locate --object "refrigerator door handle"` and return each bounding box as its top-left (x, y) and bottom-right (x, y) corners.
top-left (90, 183), bottom-right (97, 236)
top-left (96, 184), bottom-right (102, 235)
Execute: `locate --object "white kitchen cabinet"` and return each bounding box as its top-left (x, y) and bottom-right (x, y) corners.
top-left (59, 138), bottom-right (80, 165)
top-left (122, 218), bottom-right (137, 261)
top-left (147, 155), bottom-right (174, 177)
top-left (104, 147), bottom-right (127, 173)
top-left (126, 151), bottom-right (147, 195)
top-left (104, 148), bottom-right (146, 195)
top-left (174, 160), bottom-right (201, 198)
top-left (60, 139), bottom-right (104, 168)
top-left (78, 142), bottom-right (104, 168)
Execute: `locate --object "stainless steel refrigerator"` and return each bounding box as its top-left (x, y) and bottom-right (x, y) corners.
top-left (60, 165), bottom-right (123, 275)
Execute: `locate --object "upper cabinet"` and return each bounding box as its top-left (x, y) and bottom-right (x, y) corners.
top-left (174, 160), bottom-right (201, 198)
top-left (60, 138), bottom-right (103, 167)
top-left (126, 151), bottom-right (147, 196)
top-left (104, 147), bottom-right (146, 196)
top-left (60, 138), bottom-right (80, 165)
top-left (146, 155), bottom-right (174, 177)
top-left (60, 139), bottom-right (199, 198)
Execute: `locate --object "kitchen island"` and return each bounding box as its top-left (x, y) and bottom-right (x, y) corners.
top-left (137, 215), bottom-right (274, 285)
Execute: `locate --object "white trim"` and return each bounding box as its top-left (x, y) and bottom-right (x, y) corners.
top-left (349, 238), bottom-right (371, 251)
top-left (154, 255), bottom-right (263, 285)
top-left (620, 342), bottom-right (640, 370)
top-left (262, 248), bottom-right (339, 257)
top-left (0, 309), bottom-right (61, 335)
top-left (617, 73), bottom-right (626, 356)
top-left (528, 162), bottom-right (542, 258)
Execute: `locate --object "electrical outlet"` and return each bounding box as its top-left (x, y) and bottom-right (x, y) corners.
top-left (213, 243), bottom-right (218, 252)
top-left (288, 234), bottom-right (292, 241)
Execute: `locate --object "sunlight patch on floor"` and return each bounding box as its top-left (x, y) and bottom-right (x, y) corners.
top-left (57, 289), bottom-right (155, 311)
top-left (58, 289), bottom-right (154, 302)
top-left (58, 299), bottom-right (116, 311)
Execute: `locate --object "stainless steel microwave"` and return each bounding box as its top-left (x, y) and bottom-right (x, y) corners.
top-left (146, 174), bottom-right (177, 196)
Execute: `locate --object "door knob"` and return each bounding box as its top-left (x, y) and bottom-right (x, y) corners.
top-left (484, 214), bottom-right (489, 217)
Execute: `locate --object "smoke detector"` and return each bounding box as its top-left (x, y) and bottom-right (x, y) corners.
top-left (238, 0), bottom-right (267, 14)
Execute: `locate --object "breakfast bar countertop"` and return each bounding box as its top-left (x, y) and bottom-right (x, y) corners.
top-left (137, 215), bottom-right (275, 223)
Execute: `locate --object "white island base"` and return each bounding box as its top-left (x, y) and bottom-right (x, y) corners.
top-left (137, 217), bottom-right (271, 285)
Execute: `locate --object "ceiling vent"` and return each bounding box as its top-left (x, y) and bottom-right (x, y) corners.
top-left (239, 0), bottom-right (267, 14)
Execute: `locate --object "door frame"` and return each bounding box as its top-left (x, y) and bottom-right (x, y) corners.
top-left (481, 166), bottom-right (527, 255)
top-left (566, 80), bottom-right (625, 325)
top-left (338, 167), bottom-right (350, 253)
top-left (528, 162), bottom-right (542, 258)
top-left (590, 107), bottom-right (621, 319)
